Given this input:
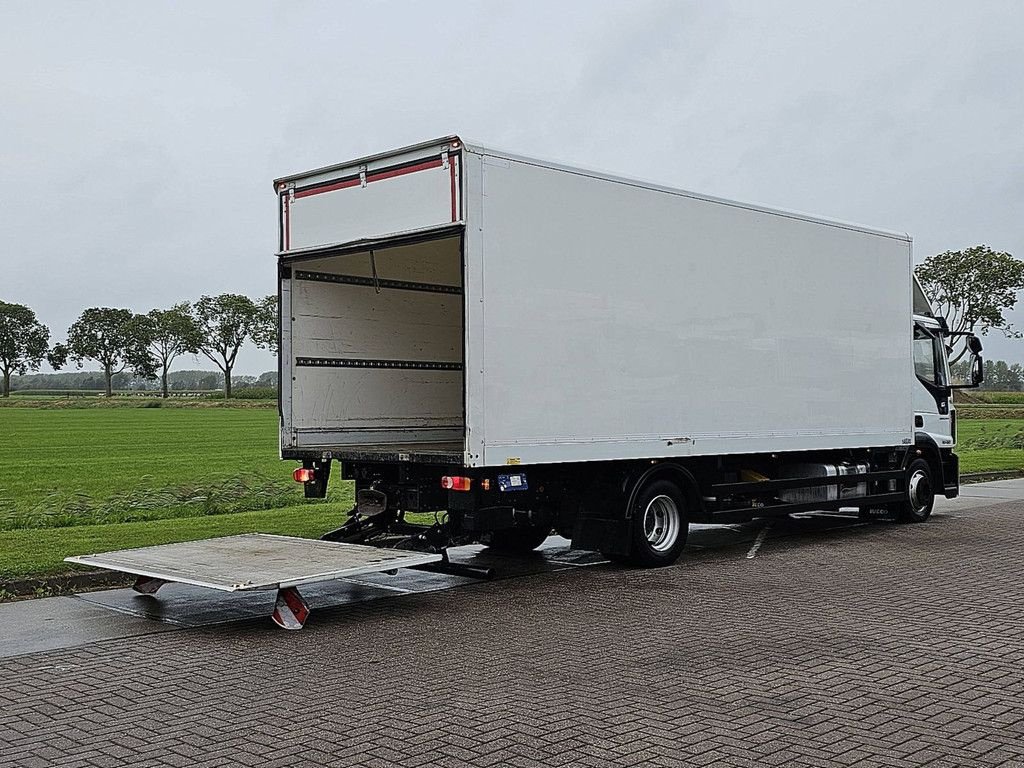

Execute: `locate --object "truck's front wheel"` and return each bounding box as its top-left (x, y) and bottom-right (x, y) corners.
top-left (895, 458), bottom-right (935, 523)
top-left (624, 478), bottom-right (689, 567)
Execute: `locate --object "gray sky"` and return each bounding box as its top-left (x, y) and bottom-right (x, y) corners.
top-left (2, 0), bottom-right (1023, 373)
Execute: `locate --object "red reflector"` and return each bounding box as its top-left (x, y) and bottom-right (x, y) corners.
top-left (441, 476), bottom-right (472, 491)
top-left (293, 468), bottom-right (315, 483)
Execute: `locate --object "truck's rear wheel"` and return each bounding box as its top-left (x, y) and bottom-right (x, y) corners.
top-left (484, 524), bottom-right (551, 553)
top-left (895, 458), bottom-right (935, 523)
top-left (623, 478), bottom-right (689, 567)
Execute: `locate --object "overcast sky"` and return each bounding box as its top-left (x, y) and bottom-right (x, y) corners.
top-left (2, 0), bottom-right (1023, 373)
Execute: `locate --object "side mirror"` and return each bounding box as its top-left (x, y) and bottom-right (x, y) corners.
top-left (971, 354), bottom-right (984, 386)
top-left (968, 335), bottom-right (983, 354)
top-left (950, 351), bottom-right (984, 389)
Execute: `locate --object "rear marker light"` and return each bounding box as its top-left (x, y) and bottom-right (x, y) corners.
top-left (293, 468), bottom-right (315, 483)
top-left (441, 476), bottom-right (472, 491)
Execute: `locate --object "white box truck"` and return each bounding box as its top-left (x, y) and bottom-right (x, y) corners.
top-left (276, 136), bottom-right (984, 567)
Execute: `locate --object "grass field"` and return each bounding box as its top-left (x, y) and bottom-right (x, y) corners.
top-left (1, 407), bottom-right (281, 502)
top-left (0, 400), bottom-right (354, 584)
top-left (956, 418), bottom-right (1024, 473)
top-left (0, 406), bottom-right (320, 530)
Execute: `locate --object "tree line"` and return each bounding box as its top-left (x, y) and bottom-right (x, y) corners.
top-left (11, 369), bottom-right (278, 394)
top-left (0, 295), bottom-right (276, 398)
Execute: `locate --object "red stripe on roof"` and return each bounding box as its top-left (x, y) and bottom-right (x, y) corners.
top-left (294, 176), bottom-right (362, 199)
top-left (366, 157), bottom-right (443, 183)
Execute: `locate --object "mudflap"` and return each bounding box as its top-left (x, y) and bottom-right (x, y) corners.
top-left (942, 450), bottom-right (960, 498)
top-left (571, 515), bottom-right (630, 556)
top-left (302, 459), bottom-right (332, 499)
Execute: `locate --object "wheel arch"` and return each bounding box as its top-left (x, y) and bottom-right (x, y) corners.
top-left (622, 462), bottom-right (703, 521)
top-left (911, 432), bottom-right (946, 489)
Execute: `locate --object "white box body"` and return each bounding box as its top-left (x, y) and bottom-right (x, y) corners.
top-left (276, 137), bottom-right (914, 468)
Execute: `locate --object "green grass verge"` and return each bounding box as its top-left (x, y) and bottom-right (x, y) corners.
top-left (959, 450), bottom-right (1024, 474)
top-left (955, 419), bottom-right (1024, 473)
top-left (957, 419), bottom-right (1024, 449)
top-left (0, 503), bottom-right (353, 581)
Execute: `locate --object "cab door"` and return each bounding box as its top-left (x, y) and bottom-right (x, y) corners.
top-left (913, 323), bottom-right (954, 447)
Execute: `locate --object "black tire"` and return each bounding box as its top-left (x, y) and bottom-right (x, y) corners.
top-left (623, 478), bottom-right (689, 567)
top-left (894, 458), bottom-right (936, 523)
top-left (484, 524), bottom-right (551, 553)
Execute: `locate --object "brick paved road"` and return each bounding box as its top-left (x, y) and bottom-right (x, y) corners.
top-left (2, 504), bottom-right (1024, 767)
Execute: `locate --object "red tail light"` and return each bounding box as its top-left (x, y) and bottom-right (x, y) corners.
top-left (293, 467), bottom-right (315, 483)
top-left (441, 476), bottom-right (472, 491)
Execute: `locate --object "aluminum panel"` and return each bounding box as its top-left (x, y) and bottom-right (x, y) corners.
top-left (475, 150), bottom-right (913, 465)
top-left (66, 534), bottom-right (442, 591)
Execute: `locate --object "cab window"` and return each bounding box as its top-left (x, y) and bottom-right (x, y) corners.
top-left (913, 327), bottom-right (949, 388)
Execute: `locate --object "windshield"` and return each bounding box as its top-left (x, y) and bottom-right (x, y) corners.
top-left (913, 326), bottom-right (949, 388)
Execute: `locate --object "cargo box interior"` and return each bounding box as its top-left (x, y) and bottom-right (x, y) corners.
top-left (284, 232), bottom-right (464, 458)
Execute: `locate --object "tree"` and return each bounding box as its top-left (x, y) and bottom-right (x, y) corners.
top-left (251, 295), bottom-right (278, 355)
top-left (916, 245), bottom-right (1024, 363)
top-left (192, 294), bottom-right (260, 398)
top-left (0, 302), bottom-right (51, 398)
top-left (55, 308), bottom-right (154, 396)
top-left (140, 304), bottom-right (203, 398)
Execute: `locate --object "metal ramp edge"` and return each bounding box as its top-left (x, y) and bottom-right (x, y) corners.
top-left (65, 534), bottom-right (443, 630)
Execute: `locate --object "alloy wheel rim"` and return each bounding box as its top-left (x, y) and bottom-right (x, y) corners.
top-left (643, 494), bottom-right (682, 552)
top-left (908, 469), bottom-right (933, 514)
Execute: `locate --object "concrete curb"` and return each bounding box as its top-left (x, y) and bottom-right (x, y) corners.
top-left (961, 470), bottom-right (1024, 484)
top-left (1, 571), bottom-right (134, 602)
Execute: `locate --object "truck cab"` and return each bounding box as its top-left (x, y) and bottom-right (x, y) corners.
top-left (911, 277), bottom-right (984, 499)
